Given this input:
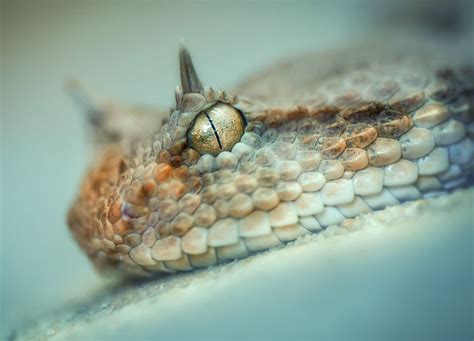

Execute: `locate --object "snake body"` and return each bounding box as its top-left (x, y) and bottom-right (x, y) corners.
top-left (68, 44), bottom-right (474, 276)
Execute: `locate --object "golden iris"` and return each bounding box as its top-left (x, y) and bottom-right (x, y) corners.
top-left (187, 103), bottom-right (245, 156)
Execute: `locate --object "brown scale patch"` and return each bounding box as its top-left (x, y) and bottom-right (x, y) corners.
top-left (251, 99), bottom-right (412, 152)
top-left (320, 116), bottom-right (346, 136)
top-left (123, 182), bottom-right (148, 207)
top-left (307, 105), bottom-right (339, 121)
top-left (181, 148), bottom-right (200, 165)
top-left (340, 103), bottom-right (413, 140)
top-left (287, 106), bottom-right (309, 121)
top-left (264, 107), bottom-right (307, 127)
top-left (154, 163), bottom-right (173, 182)
top-left (246, 110), bottom-right (267, 122)
top-left (341, 101), bottom-right (385, 121)
top-left (173, 166), bottom-right (189, 182)
top-left (317, 137), bottom-right (346, 159)
top-left (158, 200), bottom-right (179, 221)
top-left (187, 176), bottom-right (203, 193)
top-left (375, 114), bottom-right (413, 138)
top-left (342, 123), bottom-right (377, 148)
top-left (170, 213), bottom-right (194, 236)
top-left (261, 105), bottom-right (338, 128)
top-left (169, 181), bottom-right (187, 200)
top-left (170, 155), bottom-right (184, 167)
top-left (201, 173), bottom-right (214, 187)
top-left (157, 150), bottom-right (171, 164)
top-left (68, 145), bottom-right (127, 256)
top-left (142, 179), bottom-right (158, 196)
top-left (107, 198), bottom-right (122, 224)
top-left (262, 108), bottom-right (287, 127)
top-left (113, 219), bottom-right (134, 236)
top-left (156, 221), bottom-right (171, 238)
top-left (169, 139), bottom-right (187, 156)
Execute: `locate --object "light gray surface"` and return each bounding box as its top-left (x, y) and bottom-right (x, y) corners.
top-left (14, 190), bottom-right (474, 340)
top-left (1, 1), bottom-right (473, 339)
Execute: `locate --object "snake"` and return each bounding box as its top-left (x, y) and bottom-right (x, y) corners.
top-left (67, 43), bottom-right (474, 277)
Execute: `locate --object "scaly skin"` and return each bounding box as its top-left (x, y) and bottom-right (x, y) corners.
top-left (68, 44), bottom-right (474, 277)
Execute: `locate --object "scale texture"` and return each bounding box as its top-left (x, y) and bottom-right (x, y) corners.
top-left (68, 44), bottom-right (474, 276)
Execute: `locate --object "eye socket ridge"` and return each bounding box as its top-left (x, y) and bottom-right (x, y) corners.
top-left (186, 102), bottom-right (246, 156)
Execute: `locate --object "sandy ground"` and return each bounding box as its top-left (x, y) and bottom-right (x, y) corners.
top-left (13, 189), bottom-right (473, 340)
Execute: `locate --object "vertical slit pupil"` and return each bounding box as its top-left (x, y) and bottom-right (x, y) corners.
top-left (205, 111), bottom-right (223, 150)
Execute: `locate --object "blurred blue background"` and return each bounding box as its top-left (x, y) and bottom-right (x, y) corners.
top-left (1, 0), bottom-right (473, 338)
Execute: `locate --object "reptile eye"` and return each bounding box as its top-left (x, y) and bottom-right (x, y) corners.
top-left (187, 102), bottom-right (245, 156)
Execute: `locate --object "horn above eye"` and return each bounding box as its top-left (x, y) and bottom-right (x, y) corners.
top-left (187, 103), bottom-right (246, 156)
top-left (179, 47), bottom-right (203, 94)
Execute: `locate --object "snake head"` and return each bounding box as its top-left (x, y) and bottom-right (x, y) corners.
top-left (68, 47), bottom-right (266, 276)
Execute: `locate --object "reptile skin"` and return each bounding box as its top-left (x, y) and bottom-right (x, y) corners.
top-left (68, 44), bottom-right (474, 277)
